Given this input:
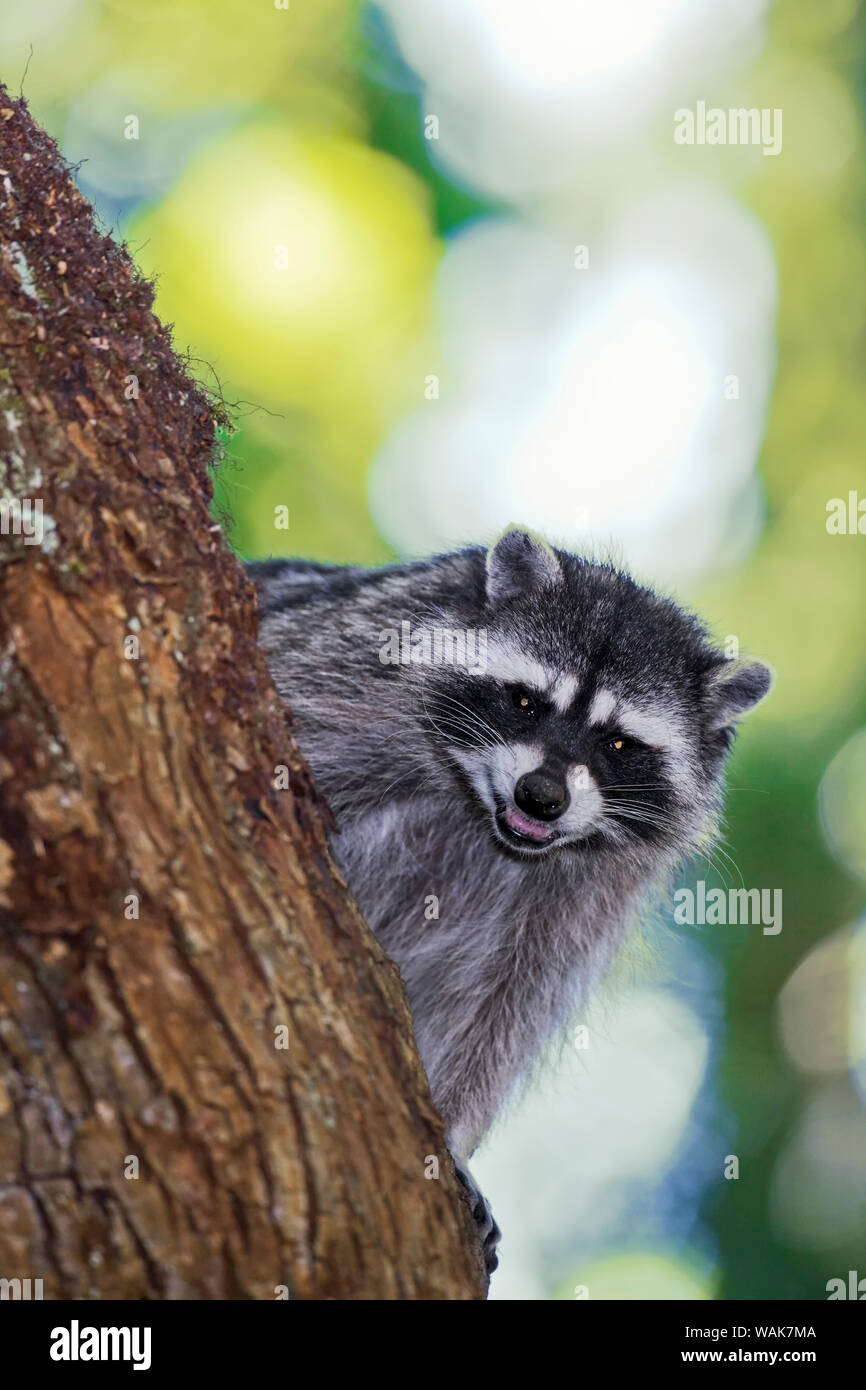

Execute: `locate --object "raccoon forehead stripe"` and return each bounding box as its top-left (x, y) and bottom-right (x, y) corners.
top-left (588, 688), bottom-right (617, 725)
top-left (481, 640), bottom-right (556, 696)
top-left (589, 690), bottom-right (684, 754)
top-left (616, 702), bottom-right (685, 755)
top-left (551, 674), bottom-right (580, 712)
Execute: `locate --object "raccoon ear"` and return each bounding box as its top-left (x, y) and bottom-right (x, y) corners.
top-left (485, 527), bottom-right (562, 604)
top-left (707, 659), bottom-right (774, 729)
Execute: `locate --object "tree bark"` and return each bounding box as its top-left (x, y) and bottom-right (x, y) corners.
top-left (0, 86), bottom-right (486, 1301)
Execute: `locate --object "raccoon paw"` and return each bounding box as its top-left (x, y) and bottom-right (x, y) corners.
top-left (455, 1165), bottom-right (501, 1275)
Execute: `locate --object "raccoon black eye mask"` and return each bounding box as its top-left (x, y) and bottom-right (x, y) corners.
top-left (249, 527), bottom-right (773, 1278)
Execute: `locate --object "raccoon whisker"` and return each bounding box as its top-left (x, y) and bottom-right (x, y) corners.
top-left (419, 700), bottom-right (501, 753)
top-left (705, 838), bottom-right (746, 890)
top-left (378, 757), bottom-right (450, 794)
top-left (602, 805), bottom-right (677, 832)
top-left (376, 771), bottom-right (443, 806)
top-left (605, 811), bottom-right (673, 825)
top-left (602, 793), bottom-right (682, 817)
top-left (426, 720), bottom-right (497, 753)
top-left (420, 691), bottom-right (508, 750)
top-left (339, 763), bottom-right (446, 815)
top-left (602, 797), bottom-right (674, 816)
top-left (694, 845), bottom-right (736, 888)
top-left (604, 784), bottom-right (674, 791)
top-left (429, 707), bottom-right (504, 748)
top-left (698, 854), bottom-right (733, 887)
top-left (425, 718), bottom-right (499, 752)
top-left (605, 815), bottom-right (674, 832)
top-left (430, 693), bottom-right (507, 743)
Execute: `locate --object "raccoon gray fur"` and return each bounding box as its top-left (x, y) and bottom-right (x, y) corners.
top-left (248, 529), bottom-right (772, 1274)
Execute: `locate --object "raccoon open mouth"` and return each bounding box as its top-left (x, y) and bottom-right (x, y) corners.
top-left (495, 803), bottom-right (562, 849)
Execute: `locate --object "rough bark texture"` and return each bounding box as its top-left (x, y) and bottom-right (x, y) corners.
top-left (0, 86), bottom-right (486, 1301)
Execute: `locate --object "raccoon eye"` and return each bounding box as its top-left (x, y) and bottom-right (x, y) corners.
top-left (604, 734), bottom-right (631, 752)
top-left (511, 687), bottom-right (538, 717)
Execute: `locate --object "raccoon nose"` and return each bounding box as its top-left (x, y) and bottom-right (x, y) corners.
top-left (514, 771), bottom-right (570, 821)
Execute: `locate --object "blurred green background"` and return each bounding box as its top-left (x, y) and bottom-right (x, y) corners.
top-left (3, 0), bottom-right (864, 1300)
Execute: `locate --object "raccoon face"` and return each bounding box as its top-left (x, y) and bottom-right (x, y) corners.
top-left (426, 529), bottom-right (772, 860)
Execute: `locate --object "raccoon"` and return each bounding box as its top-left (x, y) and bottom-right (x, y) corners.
top-left (249, 528), bottom-right (772, 1274)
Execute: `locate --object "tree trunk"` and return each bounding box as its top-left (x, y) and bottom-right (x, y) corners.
top-left (0, 86), bottom-right (486, 1301)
